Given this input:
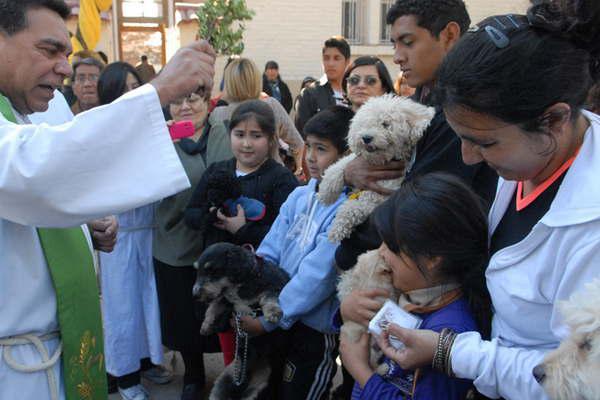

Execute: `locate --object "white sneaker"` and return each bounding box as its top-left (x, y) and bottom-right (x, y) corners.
top-left (119, 384), bottom-right (149, 400)
top-left (142, 365), bottom-right (173, 385)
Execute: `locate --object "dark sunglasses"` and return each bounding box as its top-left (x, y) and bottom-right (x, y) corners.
top-left (347, 75), bottom-right (380, 87)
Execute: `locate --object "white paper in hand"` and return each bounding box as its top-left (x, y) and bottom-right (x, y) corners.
top-left (368, 300), bottom-right (422, 349)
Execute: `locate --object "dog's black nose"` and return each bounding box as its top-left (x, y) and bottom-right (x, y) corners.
top-left (362, 135), bottom-right (373, 144)
top-left (532, 364), bottom-right (546, 384)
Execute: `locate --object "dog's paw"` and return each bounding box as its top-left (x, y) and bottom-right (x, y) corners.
top-left (262, 303), bottom-right (283, 323)
top-left (328, 221), bottom-right (350, 242)
top-left (375, 362), bottom-right (390, 376)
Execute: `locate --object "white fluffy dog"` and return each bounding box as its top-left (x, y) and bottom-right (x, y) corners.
top-left (337, 249), bottom-right (397, 372)
top-left (533, 279), bottom-right (600, 400)
top-left (318, 94), bottom-right (434, 242)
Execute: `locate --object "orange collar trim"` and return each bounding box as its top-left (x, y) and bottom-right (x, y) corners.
top-left (516, 148), bottom-right (580, 211)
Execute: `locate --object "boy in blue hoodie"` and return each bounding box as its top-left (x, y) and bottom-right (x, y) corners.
top-left (238, 106), bottom-right (355, 400)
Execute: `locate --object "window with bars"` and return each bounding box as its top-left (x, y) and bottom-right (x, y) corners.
top-left (342, 0), bottom-right (364, 44)
top-left (380, 0), bottom-right (393, 43)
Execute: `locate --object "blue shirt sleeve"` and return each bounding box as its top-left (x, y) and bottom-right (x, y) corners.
top-left (255, 191), bottom-right (295, 266)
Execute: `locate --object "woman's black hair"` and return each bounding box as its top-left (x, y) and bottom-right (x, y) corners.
top-left (373, 172), bottom-right (492, 337)
top-left (97, 62), bottom-right (142, 105)
top-left (229, 99), bottom-right (276, 140)
top-left (586, 83), bottom-right (600, 114)
top-left (264, 60), bottom-right (279, 71)
top-left (342, 56), bottom-right (395, 96)
top-left (436, 0), bottom-right (600, 136)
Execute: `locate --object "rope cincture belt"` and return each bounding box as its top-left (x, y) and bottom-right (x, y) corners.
top-left (0, 332), bottom-right (62, 400)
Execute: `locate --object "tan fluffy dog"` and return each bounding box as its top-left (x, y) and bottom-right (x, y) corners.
top-left (533, 279), bottom-right (600, 400)
top-left (337, 249), bottom-right (397, 373)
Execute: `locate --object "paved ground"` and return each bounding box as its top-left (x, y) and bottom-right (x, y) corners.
top-left (109, 351), bottom-right (342, 399)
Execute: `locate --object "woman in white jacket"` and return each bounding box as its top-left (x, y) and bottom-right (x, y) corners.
top-left (371, 1), bottom-right (600, 399)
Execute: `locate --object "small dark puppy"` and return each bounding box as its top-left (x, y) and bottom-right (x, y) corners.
top-left (193, 242), bottom-right (289, 333)
top-left (204, 170), bottom-right (242, 225)
top-left (193, 243), bottom-right (289, 400)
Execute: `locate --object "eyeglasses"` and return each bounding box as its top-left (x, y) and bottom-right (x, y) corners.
top-left (171, 93), bottom-right (204, 106)
top-left (74, 74), bottom-right (99, 84)
top-left (347, 75), bottom-right (380, 87)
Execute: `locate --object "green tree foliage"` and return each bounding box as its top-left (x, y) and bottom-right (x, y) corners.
top-left (196, 0), bottom-right (255, 55)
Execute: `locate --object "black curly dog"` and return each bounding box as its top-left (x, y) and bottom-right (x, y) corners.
top-left (201, 170), bottom-right (243, 230)
top-left (192, 243), bottom-right (289, 400)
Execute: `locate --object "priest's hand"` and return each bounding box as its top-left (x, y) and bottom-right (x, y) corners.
top-left (89, 216), bottom-right (118, 253)
top-left (152, 40), bottom-right (216, 107)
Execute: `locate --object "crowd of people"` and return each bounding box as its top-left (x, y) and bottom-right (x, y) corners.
top-left (1, 0), bottom-right (600, 400)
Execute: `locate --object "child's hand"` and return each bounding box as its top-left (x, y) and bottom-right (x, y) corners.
top-left (236, 315), bottom-right (266, 337)
top-left (375, 324), bottom-right (438, 371)
top-left (339, 332), bottom-right (374, 387)
top-left (214, 205), bottom-right (246, 234)
top-left (340, 288), bottom-right (389, 326)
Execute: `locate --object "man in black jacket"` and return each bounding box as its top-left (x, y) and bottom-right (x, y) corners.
top-left (294, 36), bottom-right (351, 134)
top-left (336, 0), bottom-right (497, 271)
top-left (263, 61), bottom-right (293, 113)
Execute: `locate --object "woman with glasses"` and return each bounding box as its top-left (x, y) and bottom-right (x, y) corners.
top-left (153, 86), bottom-right (233, 400)
top-left (342, 56), bottom-right (395, 112)
top-left (70, 57), bottom-right (104, 114)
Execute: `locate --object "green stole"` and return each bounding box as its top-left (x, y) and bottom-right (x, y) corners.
top-left (0, 95), bottom-right (108, 399)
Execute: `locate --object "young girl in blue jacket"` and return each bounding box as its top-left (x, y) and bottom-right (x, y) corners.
top-left (339, 172), bottom-right (492, 400)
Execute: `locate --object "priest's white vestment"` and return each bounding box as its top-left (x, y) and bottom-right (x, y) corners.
top-left (0, 84), bottom-right (190, 400)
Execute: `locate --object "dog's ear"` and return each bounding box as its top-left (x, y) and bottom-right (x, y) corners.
top-left (559, 279), bottom-right (600, 333)
top-left (201, 260), bottom-right (219, 275)
top-left (379, 262), bottom-right (392, 275)
top-left (402, 100), bottom-right (435, 142)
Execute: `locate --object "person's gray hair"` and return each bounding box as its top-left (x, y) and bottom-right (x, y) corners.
top-left (72, 58), bottom-right (105, 79)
